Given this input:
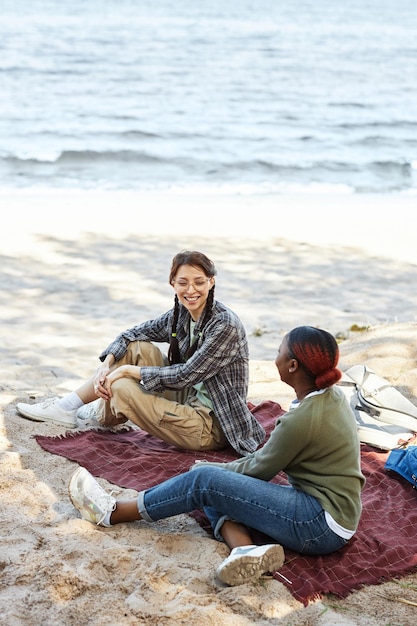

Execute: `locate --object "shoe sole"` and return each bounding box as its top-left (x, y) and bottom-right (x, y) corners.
top-left (217, 544), bottom-right (285, 586)
top-left (68, 467), bottom-right (84, 510)
top-left (16, 404), bottom-right (77, 429)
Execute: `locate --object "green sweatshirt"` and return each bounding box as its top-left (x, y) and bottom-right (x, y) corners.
top-left (199, 386), bottom-right (365, 531)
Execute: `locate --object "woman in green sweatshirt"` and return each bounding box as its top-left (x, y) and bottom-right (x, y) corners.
top-left (68, 325), bottom-right (365, 586)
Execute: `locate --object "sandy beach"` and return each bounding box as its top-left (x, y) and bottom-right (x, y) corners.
top-left (1, 191), bottom-right (417, 625)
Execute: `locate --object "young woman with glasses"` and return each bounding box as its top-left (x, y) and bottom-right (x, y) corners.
top-left (16, 250), bottom-right (265, 456)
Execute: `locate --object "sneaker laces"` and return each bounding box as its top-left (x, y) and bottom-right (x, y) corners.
top-left (39, 397), bottom-right (60, 409)
top-left (77, 402), bottom-right (99, 422)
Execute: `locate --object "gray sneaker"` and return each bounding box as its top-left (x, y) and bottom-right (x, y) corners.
top-left (77, 401), bottom-right (100, 427)
top-left (16, 397), bottom-right (77, 429)
top-left (216, 544), bottom-right (285, 586)
top-left (69, 466), bottom-right (116, 526)
top-left (77, 400), bottom-right (128, 431)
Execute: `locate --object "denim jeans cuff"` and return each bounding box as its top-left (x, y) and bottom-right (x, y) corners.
top-left (137, 490), bottom-right (154, 523)
top-left (213, 514), bottom-right (229, 541)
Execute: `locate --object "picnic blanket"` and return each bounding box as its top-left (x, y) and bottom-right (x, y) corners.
top-left (35, 400), bottom-right (417, 605)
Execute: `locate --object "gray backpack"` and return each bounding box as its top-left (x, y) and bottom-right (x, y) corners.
top-left (337, 365), bottom-right (417, 450)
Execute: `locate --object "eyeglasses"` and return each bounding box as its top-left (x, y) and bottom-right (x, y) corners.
top-left (173, 278), bottom-right (211, 290)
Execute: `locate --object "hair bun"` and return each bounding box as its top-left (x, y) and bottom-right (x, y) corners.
top-left (315, 367), bottom-right (342, 389)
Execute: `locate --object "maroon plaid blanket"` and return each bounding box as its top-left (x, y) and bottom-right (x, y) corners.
top-left (35, 400), bottom-right (417, 605)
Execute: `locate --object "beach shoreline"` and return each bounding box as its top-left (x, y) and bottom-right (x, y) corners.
top-left (2, 190), bottom-right (417, 263)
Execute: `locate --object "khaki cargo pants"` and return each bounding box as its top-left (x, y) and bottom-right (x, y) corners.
top-left (97, 340), bottom-right (228, 452)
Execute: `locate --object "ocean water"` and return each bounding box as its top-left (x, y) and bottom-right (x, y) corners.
top-left (1, 0), bottom-right (417, 195)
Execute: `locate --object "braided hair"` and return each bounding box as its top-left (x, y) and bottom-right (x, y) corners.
top-left (286, 326), bottom-right (342, 389)
top-left (167, 251), bottom-right (217, 365)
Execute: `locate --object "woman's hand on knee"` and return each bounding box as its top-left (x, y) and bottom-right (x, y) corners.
top-left (94, 366), bottom-right (111, 400)
top-left (106, 365), bottom-right (142, 387)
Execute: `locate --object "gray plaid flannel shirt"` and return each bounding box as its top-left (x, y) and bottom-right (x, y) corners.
top-left (99, 301), bottom-right (266, 455)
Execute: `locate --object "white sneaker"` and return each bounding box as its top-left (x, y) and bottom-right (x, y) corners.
top-left (77, 401), bottom-right (100, 426)
top-left (68, 466), bottom-right (116, 526)
top-left (216, 544), bottom-right (285, 586)
top-left (77, 400), bottom-right (128, 431)
top-left (16, 397), bottom-right (77, 429)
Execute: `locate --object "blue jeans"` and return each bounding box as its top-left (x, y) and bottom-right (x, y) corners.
top-left (137, 465), bottom-right (349, 555)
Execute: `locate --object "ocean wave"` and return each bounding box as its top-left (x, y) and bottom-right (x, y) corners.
top-left (0, 150), bottom-right (415, 194)
top-left (2, 150), bottom-right (414, 172)
top-left (2, 149), bottom-right (163, 165)
top-left (336, 120), bottom-right (417, 131)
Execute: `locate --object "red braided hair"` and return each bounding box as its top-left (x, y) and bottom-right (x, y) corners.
top-left (287, 326), bottom-right (342, 389)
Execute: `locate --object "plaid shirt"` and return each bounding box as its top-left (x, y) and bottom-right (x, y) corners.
top-left (100, 301), bottom-right (266, 455)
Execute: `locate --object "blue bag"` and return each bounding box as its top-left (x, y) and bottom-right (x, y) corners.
top-left (385, 446), bottom-right (417, 487)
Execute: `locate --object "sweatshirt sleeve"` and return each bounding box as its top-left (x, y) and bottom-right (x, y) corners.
top-left (192, 410), bottom-right (310, 481)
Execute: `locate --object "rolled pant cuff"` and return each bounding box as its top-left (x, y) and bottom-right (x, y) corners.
top-left (213, 514), bottom-right (229, 541)
top-left (137, 490), bottom-right (154, 523)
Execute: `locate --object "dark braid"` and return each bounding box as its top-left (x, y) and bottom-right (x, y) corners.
top-left (167, 294), bottom-right (182, 365)
top-left (167, 250), bottom-right (217, 365)
top-left (287, 326), bottom-right (342, 389)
